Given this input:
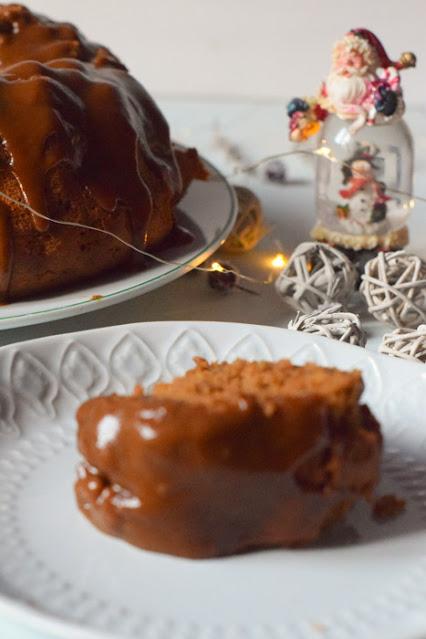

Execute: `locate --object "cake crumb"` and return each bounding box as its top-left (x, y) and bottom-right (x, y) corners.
top-left (373, 494), bottom-right (406, 521)
top-left (153, 357), bottom-right (364, 415)
top-left (91, 294), bottom-right (103, 301)
top-left (133, 385), bottom-right (144, 397)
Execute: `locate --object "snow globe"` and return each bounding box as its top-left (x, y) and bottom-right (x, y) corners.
top-left (287, 29), bottom-right (416, 257)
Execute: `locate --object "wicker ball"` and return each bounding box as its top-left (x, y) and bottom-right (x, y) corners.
top-left (288, 303), bottom-right (366, 347)
top-left (275, 242), bottom-right (357, 313)
top-left (221, 186), bottom-right (265, 254)
top-left (380, 325), bottom-right (426, 363)
top-left (361, 251), bottom-right (426, 328)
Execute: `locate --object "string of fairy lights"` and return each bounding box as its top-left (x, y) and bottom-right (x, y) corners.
top-left (0, 145), bottom-right (422, 287)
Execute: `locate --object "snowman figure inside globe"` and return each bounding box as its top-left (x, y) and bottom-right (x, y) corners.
top-left (287, 29), bottom-right (416, 259)
top-left (337, 144), bottom-right (390, 231)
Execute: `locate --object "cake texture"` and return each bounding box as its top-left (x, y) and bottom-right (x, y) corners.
top-left (0, 4), bottom-right (207, 300)
top-left (75, 358), bottom-right (382, 559)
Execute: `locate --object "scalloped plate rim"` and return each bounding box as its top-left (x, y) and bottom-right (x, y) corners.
top-left (0, 320), bottom-right (425, 639)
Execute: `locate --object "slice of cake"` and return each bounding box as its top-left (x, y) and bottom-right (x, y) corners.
top-left (75, 358), bottom-right (382, 558)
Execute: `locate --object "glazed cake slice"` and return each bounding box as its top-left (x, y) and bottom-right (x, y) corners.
top-left (75, 358), bottom-right (382, 558)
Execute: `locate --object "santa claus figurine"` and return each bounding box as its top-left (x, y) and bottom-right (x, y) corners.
top-left (287, 29), bottom-right (416, 258)
top-left (287, 29), bottom-right (416, 140)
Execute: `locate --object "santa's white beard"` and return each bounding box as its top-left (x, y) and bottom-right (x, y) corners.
top-left (326, 72), bottom-right (369, 108)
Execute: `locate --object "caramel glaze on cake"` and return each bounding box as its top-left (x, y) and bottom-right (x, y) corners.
top-left (75, 358), bottom-right (382, 559)
top-left (0, 4), bottom-right (207, 300)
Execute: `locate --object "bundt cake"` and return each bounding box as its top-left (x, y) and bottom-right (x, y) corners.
top-left (0, 4), bottom-right (207, 300)
top-left (75, 358), bottom-right (382, 558)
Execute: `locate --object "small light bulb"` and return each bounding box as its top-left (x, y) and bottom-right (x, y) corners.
top-left (210, 261), bottom-right (226, 273)
top-left (314, 146), bottom-right (337, 162)
top-left (271, 253), bottom-right (287, 269)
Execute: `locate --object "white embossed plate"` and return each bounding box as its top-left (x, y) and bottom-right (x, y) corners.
top-left (0, 158), bottom-right (236, 330)
top-left (1, 321), bottom-right (426, 639)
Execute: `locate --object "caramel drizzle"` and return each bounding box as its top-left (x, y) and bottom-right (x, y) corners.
top-left (0, 4), bottom-right (181, 299)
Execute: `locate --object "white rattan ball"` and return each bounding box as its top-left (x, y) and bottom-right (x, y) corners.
top-left (361, 251), bottom-right (426, 328)
top-left (288, 303), bottom-right (366, 347)
top-left (380, 325), bottom-right (426, 363)
top-left (275, 242), bottom-right (357, 313)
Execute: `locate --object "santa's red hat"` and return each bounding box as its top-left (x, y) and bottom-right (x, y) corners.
top-left (349, 28), bottom-right (416, 70)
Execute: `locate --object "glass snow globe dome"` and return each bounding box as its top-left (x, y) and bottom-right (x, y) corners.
top-left (314, 114), bottom-right (414, 251)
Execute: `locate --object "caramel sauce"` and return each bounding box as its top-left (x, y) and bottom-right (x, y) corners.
top-left (0, 5), bottom-right (125, 69)
top-left (153, 221), bottom-right (195, 252)
top-left (75, 393), bottom-right (382, 558)
top-left (0, 59), bottom-right (179, 234)
top-left (0, 4), bottom-right (184, 298)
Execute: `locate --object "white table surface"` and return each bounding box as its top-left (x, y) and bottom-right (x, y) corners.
top-left (2, 98), bottom-right (426, 639)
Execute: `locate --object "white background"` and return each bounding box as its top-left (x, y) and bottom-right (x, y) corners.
top-left (25, 0), bottom-right (426, 104)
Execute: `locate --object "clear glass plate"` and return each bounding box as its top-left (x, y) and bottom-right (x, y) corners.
top-left (0, 158), bottom-right (236, 330)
